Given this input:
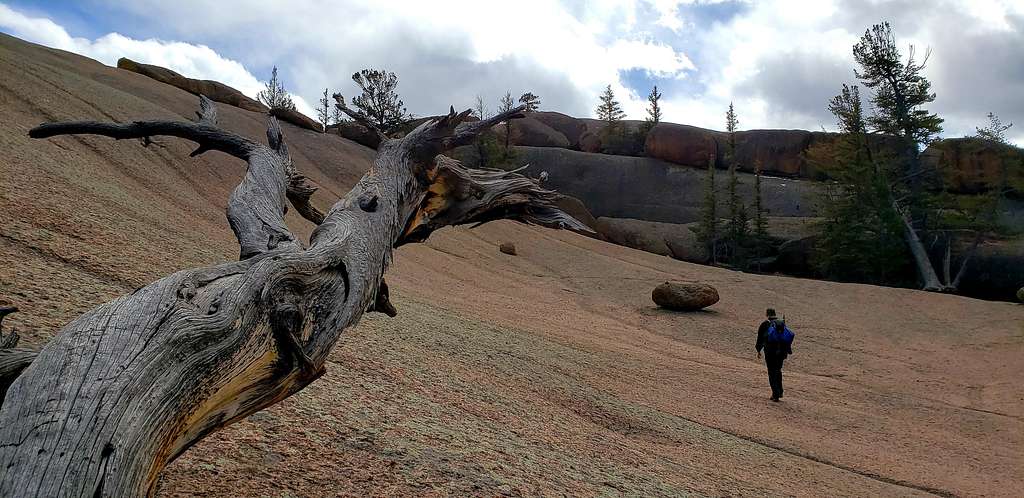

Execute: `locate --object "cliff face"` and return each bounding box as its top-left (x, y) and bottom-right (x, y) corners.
top-left (502, 112), bottom-right (1022, 195)
top-left (510, 146), bottom-right (821, 224)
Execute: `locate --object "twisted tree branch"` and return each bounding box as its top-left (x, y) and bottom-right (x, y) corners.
top-left (1, 95), bottom-right (587, 497)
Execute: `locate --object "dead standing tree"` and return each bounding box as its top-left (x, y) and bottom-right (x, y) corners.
top-left (0, 95), bottom-right (587, 497)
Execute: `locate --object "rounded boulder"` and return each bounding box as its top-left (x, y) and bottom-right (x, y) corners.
top-left (1017, 287), bottom-right (1024, 303)
top-left (652, 281), bottom-right (719, 311)
top-left (499, 242), bottom-right (517, 256)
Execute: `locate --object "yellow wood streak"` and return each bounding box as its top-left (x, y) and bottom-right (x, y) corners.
top-left (402, 174), bottom-right (454, 237)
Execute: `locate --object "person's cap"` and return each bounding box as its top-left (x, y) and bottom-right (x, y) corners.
top-left (766, 308), bottom-right (777, 318)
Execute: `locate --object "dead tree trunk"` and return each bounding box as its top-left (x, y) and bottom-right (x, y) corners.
top-left (0, 96), bottom-right (587, 497)
top-left (894, 200), bottom-right (946, 292)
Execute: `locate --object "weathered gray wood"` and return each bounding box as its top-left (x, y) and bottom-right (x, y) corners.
top-left (895, 201), bottom-right (945, 291)
top-left (0, 307), bottom-right (36, 406)
top-left (0, 97), bottom-right (586, 497)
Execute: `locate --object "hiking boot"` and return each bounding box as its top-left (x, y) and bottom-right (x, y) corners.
top-left (770, 396), bottom-right (780, 402)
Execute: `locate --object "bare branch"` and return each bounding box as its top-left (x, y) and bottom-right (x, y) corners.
top-left (398, 156), bottom-right (593, 245)
top-left (286, 172), bottom-right (325, 225)
top-left (30, 102), bottom-right (255, 161)
top-left (194, 94), bottom-right (218, 126)
top-left (332, 93), bottom-right (387, 143)
top-left (31, 97), bottom-right (307, 259)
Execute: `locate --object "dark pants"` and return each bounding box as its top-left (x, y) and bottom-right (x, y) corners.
top-left (765, 353), bottom-right (786, 399)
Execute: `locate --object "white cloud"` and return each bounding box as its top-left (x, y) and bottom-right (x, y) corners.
top-left (1, 1), bottom-right (1021, 146)
top-left (80, 0), bottom-right (697, 120)
top-left (0, 3), bottom-right (316, 117)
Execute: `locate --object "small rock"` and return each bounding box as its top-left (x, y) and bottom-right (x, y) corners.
top-left (1017, 287), bottom-right (1024, 303)
top-left (499, 242), bottom-right (517, 256)
top-left (652, 281), bottom-right (719, 311)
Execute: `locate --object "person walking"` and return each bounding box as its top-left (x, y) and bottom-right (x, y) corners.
top-left (756, 308), bottom-right (794, 402)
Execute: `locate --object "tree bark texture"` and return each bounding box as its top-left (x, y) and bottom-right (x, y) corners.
top-left (0, 96), bottom-right (587, 497)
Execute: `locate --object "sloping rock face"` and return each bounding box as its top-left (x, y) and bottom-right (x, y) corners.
top-left (269, 107), bottom-right (323, 133)
top-left (117, 58), bottom-right (267, 113)
top-left (512, 146), bottom-right (822, 225)
top-left (921, 138), bottom-right (1024, 194)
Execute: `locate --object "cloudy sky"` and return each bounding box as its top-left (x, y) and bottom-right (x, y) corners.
top-left (1, 0), bottom-right (1022, 144)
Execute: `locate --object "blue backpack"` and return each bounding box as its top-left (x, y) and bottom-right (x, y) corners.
top-left (766, 319), bottom-right (795, 346)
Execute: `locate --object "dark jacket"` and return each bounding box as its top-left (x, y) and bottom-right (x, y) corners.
top-left (756, 319), bottom-right (793, 356)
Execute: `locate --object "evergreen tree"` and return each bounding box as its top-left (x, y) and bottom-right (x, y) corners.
top-left (642, 85), bottom-right (662, 133)
top-left (751, 162), bottom-right (770, 272)
top-left (518, 92), bottom-right (541, 112)
top-left (695, 154), bottom-right (719, 263)
top-left (257, 66), bottom-right (296, 111)
top-left (349, 69), bottom-right (408, 132)
top-left (315, 88), bottom-right (330, 132)
top-left (724, 102), bottom-right (749, 251)
top-left (853, 21), bottom-right (943, 207)
top-left (851, 22), bottom-right (949, 290)
top-left (814, 84), bottom-right (909, 283)
top-left (753, 161), bottom-right (769, 243)
top-left (596, 85), bottom-right (626, 124)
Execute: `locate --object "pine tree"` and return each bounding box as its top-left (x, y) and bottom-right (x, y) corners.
top-left (815, 84), bottom-right (909, 283)
top-left (315, 88), bottom-right (330, 132)
top-left (754, 162), bottom-right (768, 242)
top-left (257, 66), bottom-right (296, 111)
top-left (642, 85), bottom-right (662, 133)
top-left (851, 22), bottom-right (955, 291)
top-left (724, 102), bottom-right (749, 253)
top-left (695, 154), bottom-right (719, 263)
top-left (518, 92), bottom-right (540, 112)
top-left (751, 162), bottom-right (769, 272)
top-left (596, 85), bottom-right (626, 125)
top-left (349, 69), bottom-right (408, 132)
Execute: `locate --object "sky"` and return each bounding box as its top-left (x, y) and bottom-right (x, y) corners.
top-left (1, 0), bottom-right (1022, 145)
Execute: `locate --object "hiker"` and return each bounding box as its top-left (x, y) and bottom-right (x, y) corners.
top-left (756, 308), bottom-right (794, 402)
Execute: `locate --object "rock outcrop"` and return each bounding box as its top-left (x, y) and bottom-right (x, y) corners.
top-left (531, 112), bottom-right (587, 148)
top-left (733, 129), bottom-right (811, 176)
top-left (921, 138), bottom-right (1024, 194)
top-left (499, 242), bottom-right (517, 255)
top-left (117, 58), bottom-right (267, 113)
top-left (494, 118), bottom-right (571, 148)
top-left (595, 217), bottom-right (708, 263)
top-left (511, 146), bottom-right (822, 225)
top-left (554, 195), bottom-right (600, 236)
top-left (329, 122), bottom-right (383, 149)
top-left (652, 282), bottom-right (720, 311)
top-left (269, 107), bottom-right (323, 133)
